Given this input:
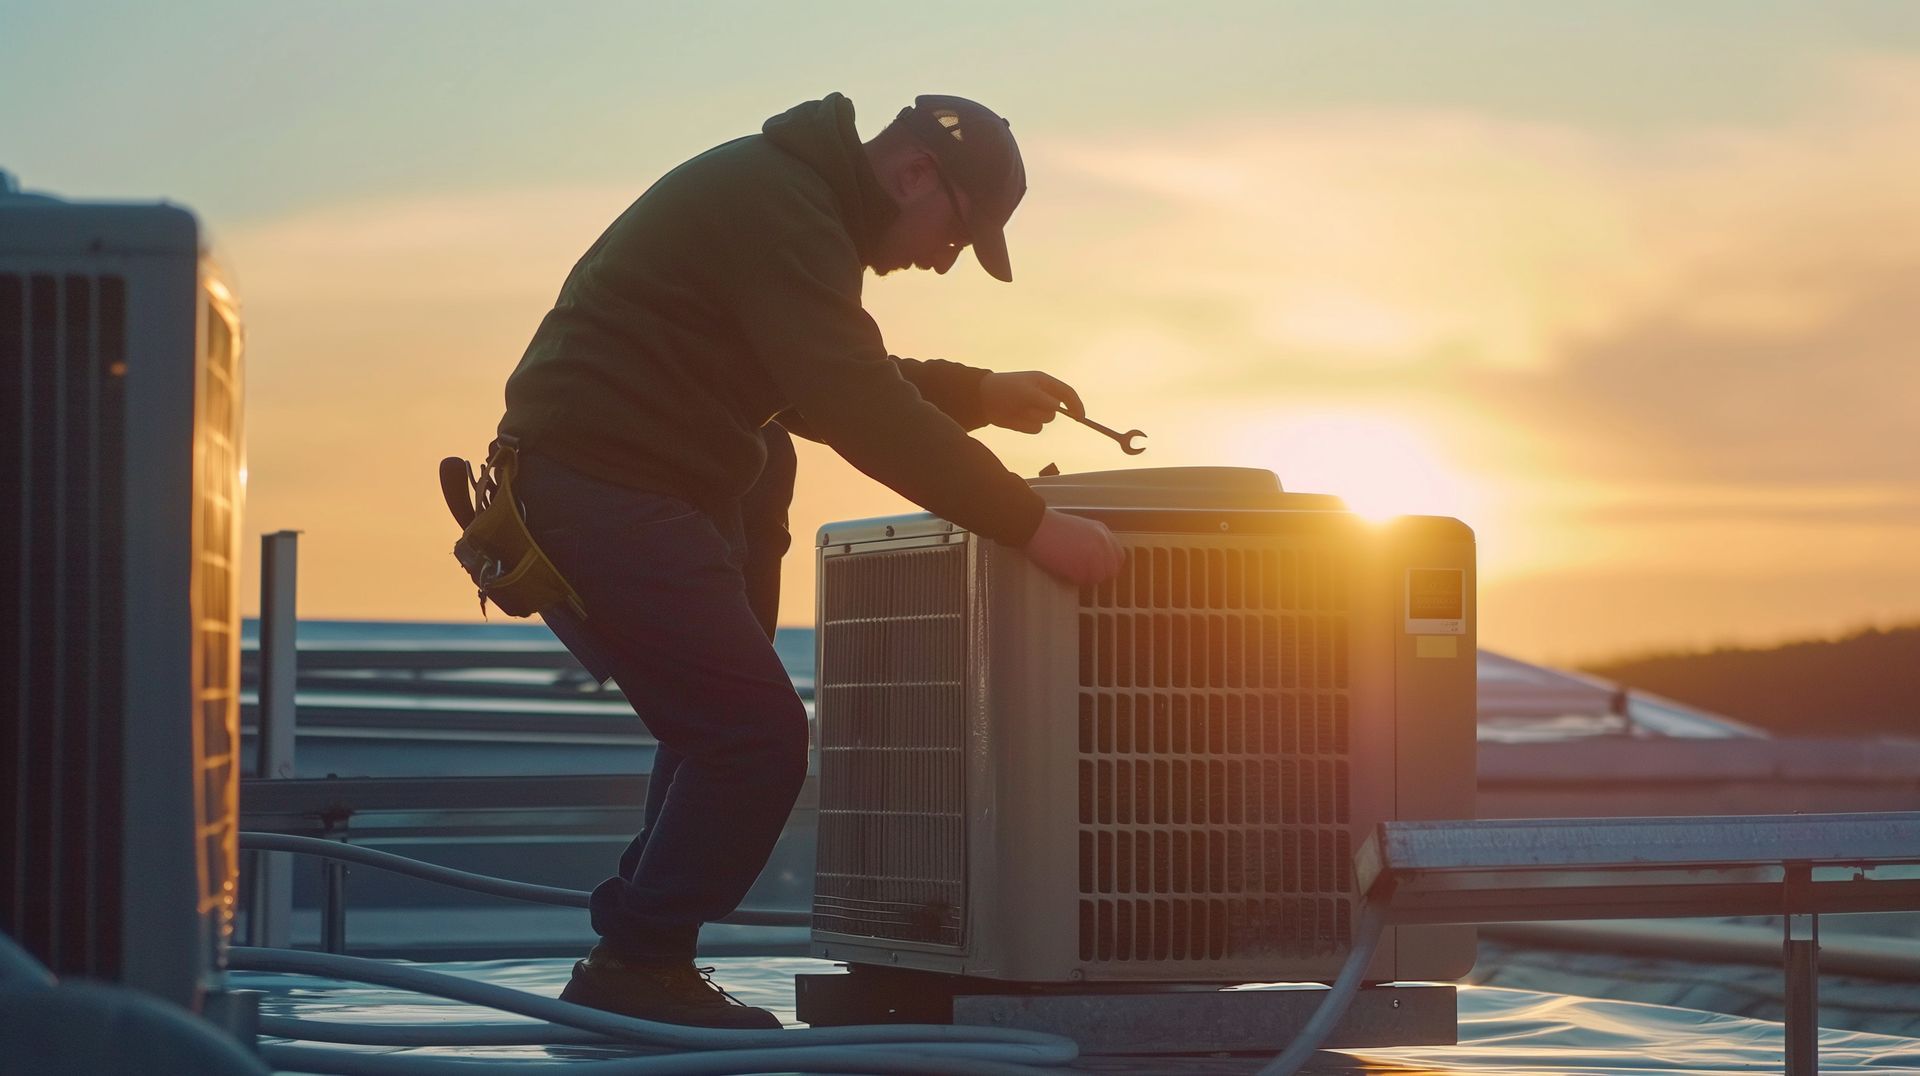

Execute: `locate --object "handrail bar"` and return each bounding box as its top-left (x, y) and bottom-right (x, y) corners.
top-left (239, 831), bottom-right (808, 928)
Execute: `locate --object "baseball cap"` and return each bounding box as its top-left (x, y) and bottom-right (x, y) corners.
top-left (897, 94), bottom-right (1026, 282)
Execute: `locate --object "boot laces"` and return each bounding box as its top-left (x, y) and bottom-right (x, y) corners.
top-left (671, 964), bottom-right (750, 1009)
top-left (698, 966), bottom-right (753, 1008)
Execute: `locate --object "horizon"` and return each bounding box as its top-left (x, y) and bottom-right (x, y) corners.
top-left (244, 613), bottom-right (1920, 672)
top-left (9, 2), bottom-right (1919, 665)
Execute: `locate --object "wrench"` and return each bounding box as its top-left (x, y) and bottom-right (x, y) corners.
top-left (1057, 406), bottom-right (1147, 455)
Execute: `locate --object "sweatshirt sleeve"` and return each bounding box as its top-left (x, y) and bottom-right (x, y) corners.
top-left (772, 353), bottom-right (987, 439)
top-left (729, 218), bottom-right (1045, 546)
top-left (892, 356), bottom-right (991, 430)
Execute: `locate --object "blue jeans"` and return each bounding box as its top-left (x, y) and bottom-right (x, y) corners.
top-left (515, 428), bottom-right (805, 961)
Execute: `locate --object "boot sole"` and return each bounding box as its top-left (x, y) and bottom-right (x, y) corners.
top-left (560, 966), bottom-right (782, 1030)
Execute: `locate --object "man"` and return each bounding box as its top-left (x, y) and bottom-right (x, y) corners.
top-left (497, 93), bottom-right (1125, 1028)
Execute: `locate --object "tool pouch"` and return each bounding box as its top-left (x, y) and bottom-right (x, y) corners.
top-left (439, 438), bottom-right (585, 620)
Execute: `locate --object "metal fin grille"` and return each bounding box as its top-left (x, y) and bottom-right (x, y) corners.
top-left (0, 272), bottom-right (129, 977)
top-left (1075, 543), bottom-right (1354, 963)
top-left (814, 543), bottom-right (968, 947)
top-left (195, 293), bottom-right (243, 924)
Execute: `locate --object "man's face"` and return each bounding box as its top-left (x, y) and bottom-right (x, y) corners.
top-left (872, 151), bottom-right (972, 276)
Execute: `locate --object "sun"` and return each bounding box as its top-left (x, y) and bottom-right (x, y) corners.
top-left (1233, 411), bottom-right (1484, 523)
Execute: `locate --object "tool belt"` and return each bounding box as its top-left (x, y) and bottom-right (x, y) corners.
top-left (439, 437), bottom-right (585, 620)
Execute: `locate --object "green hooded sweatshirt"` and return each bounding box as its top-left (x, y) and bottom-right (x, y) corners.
top-left (499, 94), bottom-right (1047, 545)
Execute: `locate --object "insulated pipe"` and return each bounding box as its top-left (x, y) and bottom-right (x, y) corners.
top-left (1253, 902), bottom-right (1388, 1076)
top-left (243, 832), bottom-right (585, 906)
top-left (232, 837), bottom-right (1385, 1074)
top-left (238, 832), bottom-right (807, 927)
top-left (230, 946), bottom-right (1076, 1067)
top-left (0, 932), bottom-right (55, 991)
top-left (258, 1015), bottom-right (615, 1047)
top-left (262, 1041), bottom-right (1052, 1075)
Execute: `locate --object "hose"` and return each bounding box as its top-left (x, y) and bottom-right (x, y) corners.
top-left (258, 1017), bottom-right (614, 1048)
top-left (232, 946), bottom-right (1076, 1075)
top-left (262, 1041), bottom-right (1049, 1075)
top-left (1252, 901), bottom-right (1388, 1076)
top-left (233, 834), bottom-right (1368, 1074)
top-left (239, 833), bottom-right (804, 927)
top-left (0, 931), bottom-right (55, 991)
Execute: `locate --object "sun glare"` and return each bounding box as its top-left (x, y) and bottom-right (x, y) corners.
top-left (1233, 412), bottom-right (1485, 524)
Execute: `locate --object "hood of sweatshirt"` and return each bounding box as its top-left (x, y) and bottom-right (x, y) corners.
top-left (762, 93), bottom-right (899, 265)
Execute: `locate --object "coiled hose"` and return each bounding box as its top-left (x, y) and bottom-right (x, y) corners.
top-left (235, 832), bottom-right (1379, 1075)
top-left (237, 833), bottom-right (1072, 1072)
top-left (234, 946), bottom-right (1071, 1075)
top-left (262, 1042), bottom-right (1051, 1074)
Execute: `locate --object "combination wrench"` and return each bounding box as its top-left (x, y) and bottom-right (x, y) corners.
top-left (1057, 406), bottom-right (1147, 455)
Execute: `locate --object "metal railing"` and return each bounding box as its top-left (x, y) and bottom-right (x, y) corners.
top-left (239, 772), bottom-right (820, 955)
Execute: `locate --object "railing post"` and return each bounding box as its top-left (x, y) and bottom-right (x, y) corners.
top-left (248, 530), bottom-right (299, 948)
top-left (321, 856), bottom-right (348, 955)
top-left (1783, 863), bottom-right (1819, 1076)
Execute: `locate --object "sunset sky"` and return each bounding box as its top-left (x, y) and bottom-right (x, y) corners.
top-left (7, 2), bottom-right (1918, 664)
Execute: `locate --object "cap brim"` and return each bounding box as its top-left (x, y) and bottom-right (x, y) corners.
top-left (970, 216), bottom-right (1013, 282)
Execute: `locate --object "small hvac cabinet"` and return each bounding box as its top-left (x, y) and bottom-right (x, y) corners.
top-left (0, 178), bottom-right (246, 1013)
top-left (802, 468), bottom-right (1474, 1045)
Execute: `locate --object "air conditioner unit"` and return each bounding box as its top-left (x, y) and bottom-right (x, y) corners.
top-left (811, 467), bottom-right (1475, 984)
top-left (1, 183), bottom-right (245, 1012)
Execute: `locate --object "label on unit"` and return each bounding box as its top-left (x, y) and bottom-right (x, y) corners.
top-left (1404, 568), bottom-right (1465, 635)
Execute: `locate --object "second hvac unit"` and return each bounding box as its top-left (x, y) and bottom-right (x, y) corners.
top-left (812, 467), bottom-right (1475, 984)
top-left (0, 179), bottom-right (246, 1011)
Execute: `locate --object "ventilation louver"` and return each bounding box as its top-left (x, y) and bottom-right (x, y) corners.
top-left (815, 545), bottom-right (969, 947)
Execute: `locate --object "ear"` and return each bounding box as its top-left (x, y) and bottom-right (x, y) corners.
top-left (894, 151), bottom-right (941, 200)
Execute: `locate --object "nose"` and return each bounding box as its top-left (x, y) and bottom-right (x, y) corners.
top-left (932, 244), bottom-right (962, 274)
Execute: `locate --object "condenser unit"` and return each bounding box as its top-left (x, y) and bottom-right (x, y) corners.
top-left (1, 179), bottom-right (245, 1011)
top-left (812, 467), bottom-right (1475, 984)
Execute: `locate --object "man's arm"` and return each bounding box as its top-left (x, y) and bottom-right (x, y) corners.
top-left (730, 216), bottom-right (1045, 546)
top-left (891, 356), bottom-right (991, 430)
top-left (889, 360), bottom-right (1092, 435)
top-left (772, 355), bottom-right (986, 441)
top-left (729, 195), bottom-right (1122, 584)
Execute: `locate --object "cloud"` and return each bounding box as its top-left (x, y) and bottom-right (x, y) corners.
top-left (1473, 271), bottom-right (1920, 486)
top-left (1042, 108), bottom-right (1639, 372)
top-left (1039, 53), bottom-right (1920, 497)
top-left (213, 58), bottom-right (1920, 653)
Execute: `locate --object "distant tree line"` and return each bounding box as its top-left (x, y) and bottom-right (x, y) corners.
top-left (1583, 624), bottom-right (1920, 739)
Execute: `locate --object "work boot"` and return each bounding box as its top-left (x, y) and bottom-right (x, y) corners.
top-left (558, 944), bottom-right (782, 1029)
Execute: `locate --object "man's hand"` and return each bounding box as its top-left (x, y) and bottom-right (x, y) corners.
top-left (981, 371), bottom-right (1084, 433)
top-left (1025, 508), bottom-right (1126, 587)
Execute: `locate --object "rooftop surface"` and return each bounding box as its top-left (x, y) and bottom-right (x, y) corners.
top-left (236, 955), bottom-right (1920, 1074)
